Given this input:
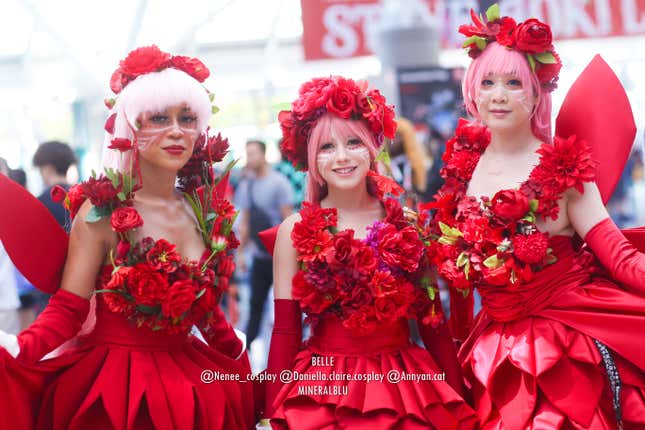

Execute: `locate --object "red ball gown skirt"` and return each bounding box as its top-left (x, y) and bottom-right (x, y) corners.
top-left (270, 316), bottom-right (479, 429)
top-left (459, 236), bottom-right (645, 429)
top-left (0, 300), bottom-right (254, 430)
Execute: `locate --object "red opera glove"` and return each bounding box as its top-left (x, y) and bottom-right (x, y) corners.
top-left (584, 217), bottom-right (645, 294)
top-left (264, 299), bottom-right (302, 417)
top-left (448, 288), bottom-right (474, 343)
top-left (16, 289), bottom-right (90, 363)
top-left (200, 306), bottom-right (246, 360)
top-left (418, 319), bottom-right (465, 397)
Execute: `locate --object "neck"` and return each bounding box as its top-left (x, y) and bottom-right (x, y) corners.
top-left (136, 162), bottom-right (178, 200)
top-left (253, 163), bottom-right (268, 177)
top-left (488, 123), bottom-right (540, 155)
top-left (44, 174), bottom-right (68, 187)
top-left (322, 181), bottom-right (375, 211)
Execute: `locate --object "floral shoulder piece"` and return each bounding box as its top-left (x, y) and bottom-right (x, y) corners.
top-left (426, 119), bottom-right (596, 293)
top-left (290, 173), bottom-right (444, 335)
top-left (55, 130), bottom-right (238, 334)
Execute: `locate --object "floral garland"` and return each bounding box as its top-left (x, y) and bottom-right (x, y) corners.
top-left (291, 174), bottom-right (442, 334)
top-left (459, 4), bottom-right (562, 92)
top-left (55, 131), bottom-right (238, 334)
top-left (425, 119), bottom-right (596, 293)
top-left (279, 76), bottom-right (397, 171)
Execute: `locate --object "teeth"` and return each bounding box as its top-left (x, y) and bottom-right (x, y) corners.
top-left (334, 167), bottom-right (355, 174)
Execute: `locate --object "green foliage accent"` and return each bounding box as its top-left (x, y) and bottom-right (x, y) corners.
top-left (535, 51), bottom-right (556, 64)
top-left (486, 3), bottom-right (500, 21)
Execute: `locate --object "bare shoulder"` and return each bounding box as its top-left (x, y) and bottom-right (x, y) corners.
top-left (277, 212), bottom-right (302, 237)
top-left (69, 200), bottom-right (114, 249)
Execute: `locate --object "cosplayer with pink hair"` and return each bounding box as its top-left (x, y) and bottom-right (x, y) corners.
top-left (0, 45), bottom-right (254, 429)
top-left (261, 76), bottom-right (479, 429)
top-left (428, 4), bottom-right (645, 428)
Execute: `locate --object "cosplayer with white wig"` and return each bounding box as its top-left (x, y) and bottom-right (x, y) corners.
top-left (0, 45), bottom-right (255, 429)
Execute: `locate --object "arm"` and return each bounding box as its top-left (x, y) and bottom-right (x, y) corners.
top-left (264, 214), bottom-right (302, 417)
top-left (7, 201), bottom-right (107, 362)
top-left (448, 288), bottom-right (474, 343)
top-left (568, 181), bottom-right (645, 293)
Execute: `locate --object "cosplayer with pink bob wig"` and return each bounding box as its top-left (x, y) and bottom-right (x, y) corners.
top-left (101, 67), bottom-right (212, 171)
top-left (462, 42), bottom-right (552, 143)
top-left (305, 112), bottom-right (380, 203)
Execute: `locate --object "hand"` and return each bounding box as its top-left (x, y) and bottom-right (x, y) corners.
top-left (226, 289), bottom-right (240, 326)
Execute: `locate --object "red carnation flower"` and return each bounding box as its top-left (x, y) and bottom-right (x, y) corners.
top-left (81, 176), bottom-right (120, 207)
top-left (161, 280), bottom-right (197, 319)
top-left (108, 138), bottom-right (134, 152)
top-left (292, 271), bottom-right (334, 314)
top-left (127, 263), bottom-right (168, 305)
top-left (496, 17), bottom-right (517, 47)
top-left (64, 184), bottom-right (86, 219)
top-left (146, 239), bottom-right (181, 272)
top-left (119, 45), bottom-right (171, 78)
top-left (169, 55), bottom-right (210, 82)
top-left (368, 171), bottom-right (404, 199)
top-left (513, 232), bottom-right (549, 264)
top-left (103, 266), bottom-right (135, 313)
top-left (111, 207), bottom-right (144, 233)
top-left (377, 224), bottom-right (424, 272)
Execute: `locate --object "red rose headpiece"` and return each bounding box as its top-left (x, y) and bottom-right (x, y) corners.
top-left (459, 4), bottom-right (562, 92)
top-left (279, 76), bottom-right (397, 171)
top-left (109, 45), bottom-right (210, 94)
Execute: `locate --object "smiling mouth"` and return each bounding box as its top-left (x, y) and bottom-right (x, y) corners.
top-left (332, 166), bottom-right (356, 175)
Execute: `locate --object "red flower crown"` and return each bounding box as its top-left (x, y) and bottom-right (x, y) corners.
top-left (279, 76), bottom-right (397, 171)
top-left (459, 4), bottom-right (562, 92)
top-left (109, 45), bottom-right (210, 95)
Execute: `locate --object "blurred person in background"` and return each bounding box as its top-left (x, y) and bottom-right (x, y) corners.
top-left (235, 139), bottom-right (293, 354)
top-left (32, 140), bottom-right (77, 232)
top-left (274, 143), bottom-right (306, 210)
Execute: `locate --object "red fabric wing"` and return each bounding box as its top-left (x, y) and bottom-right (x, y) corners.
top-left (0, 174), bottom-right (67, 293)
top-left (258, 224), bottom-right (280, 257)
top-left (556, 55), bottom-right (636, 204)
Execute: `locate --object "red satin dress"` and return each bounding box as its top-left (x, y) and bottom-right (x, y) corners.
top-left (458, 236), bottom-right (645, 429)
top-left (1, 296), bottom-right (254, 430)
top-left (271, 315), bottom-right (478, 429)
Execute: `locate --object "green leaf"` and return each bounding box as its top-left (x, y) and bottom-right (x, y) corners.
top-left (483, 254), bottom-right (503, 268)
top-left (117, 191), bottom-right (126, 201)
top-left (438, 236), bottom-right (458, 246)
top-left (85, 206), bottom-right (111, 223)
top-left (208, 92), bottom-right (215, 102)
top-left (527, 54), bottom-right (537, 71)
top-left (529, 199), bottom-right (539, 212)
top-left (376, 147), bottom-right (391, 166)
top-left (195, 288), bottom-right (207, 300)
top-left (462, 35), bottom-right (487, 51)
top-left (456, 252), bottom-right (469, 268)
top-left (458, 288), bottom-right (470, 299)
top-left (486, 3), bottom-right (500, 22)
top-left (136, 304), bottom-right (161, 315)
top-left (510, 269), bottom-right (518, 284)
top-left (426, 286), bottom-right (436, 301)
top-left (464, 262), bottom-right (470, 280)
top-left (211, 105), bottom-right (220, 115)
top-left (438, 222), bottom-right (463, 238)
top-left (535, 51), bottom-right (556, 64)
top-left (206, 212), bottom-right (216, 222)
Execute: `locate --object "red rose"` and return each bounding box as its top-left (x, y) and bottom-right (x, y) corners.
top-left (292, 271), bottom-right (334, 314)
top-left (377, 225), bottom-right (424, 272)
top-left (491, 189), bottom-right (530, 222)
top-left (513, 232), bottom-right (549, 264)
top-left (114, 240), bottom-right (131, 264)
top-left (64, 184), bottom-right (86, 220)
top-left (326, 78), bottom-right (357, 119)
top-left (374, 295), bottom-right (398, 321)
top-left (119, 45), bottom-right (171, 77)
top-left (495, 17), bottom-right (517, 47)
top-left (161, 280), bottom-right (197, 319)
top-left (293, 78), bottom-right (334, 118)
top-left (81, 176), bottom-right (120, 207)
top-left (127, 263), bottom-right (168, 305)
top-left (169, 55), bottom-right (210, 82)
top-left (146, 239), bottom-right (181, 272)
top-left (108, 138), bottom-right (134, 152)
top-left (103, 266), bottom-right (134, 313)
top-left (514, 19), bottom-right (553, 54)
top-left (342, 284), bottom-right (371, 310)
top-left (50, 185), bottom-right (67, 203)
top-left (329, 230), bottom-right (354, 265)
top-left (111, 207), bottom-right (144, 233)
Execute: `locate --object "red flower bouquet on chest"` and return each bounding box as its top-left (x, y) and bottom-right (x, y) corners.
top-left (425, 119), bottom-right (596, 295)
top-left (60, 131), bottom-right (237, 334)
top-left (292, 174), bottom-right (443, 334)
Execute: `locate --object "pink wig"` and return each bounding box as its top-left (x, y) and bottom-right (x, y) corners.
top-left (305, 113), bottom-right (380, 203)
top-left (101, 67), bottom-right (212, 172)
top-left (462, 42), bottom-right (552, 143)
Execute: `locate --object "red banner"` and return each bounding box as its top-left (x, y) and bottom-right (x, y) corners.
top-left (301, 0), bottom-right (645, 60)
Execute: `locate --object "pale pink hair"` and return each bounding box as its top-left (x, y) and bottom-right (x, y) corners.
top-left (101, 67), bottom-right (212, 172)
top-left (462, 42), bottom-right (552, 143)
top-left (305, 113), bottom-right (380, 203)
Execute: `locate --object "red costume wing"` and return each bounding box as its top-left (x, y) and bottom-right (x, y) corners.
top-left (555, 55), bottom-right (636, 204)
top-left (0, 174), bottom-right (67, 293)
top-left (258, 225), bottom-right (280, 257)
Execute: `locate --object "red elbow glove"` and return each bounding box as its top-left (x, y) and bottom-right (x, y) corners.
top-left (200, 306), bottom-right (245, 361)
top-left (16, 289), bottom-right (90, 363)
top-left (264, 299), bottom-right (302, 417)
top-left (584, 217), bottom-right (645, 294)
top-left (448, 288), bottom-right (474, 343)
top-left (418, 319), bottom-right (465, 397)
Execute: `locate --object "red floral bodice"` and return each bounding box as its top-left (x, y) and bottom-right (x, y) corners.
top-left (428, 119), bottom-right (596, 292)
top-left (291, 197), bottom-right (441, 335)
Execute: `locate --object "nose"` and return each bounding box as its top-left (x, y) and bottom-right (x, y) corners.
top-left (167, 120), bottom-right (184, 139)
top-left (491, 84), bottom-right (508, 103)
top-left (334, 142), bottom-right (349, 161)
